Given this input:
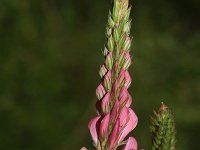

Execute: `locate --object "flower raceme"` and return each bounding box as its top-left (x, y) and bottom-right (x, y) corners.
top-left (81, 0), bottom-right (138, 149)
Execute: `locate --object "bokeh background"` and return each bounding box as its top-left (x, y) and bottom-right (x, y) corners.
top-left (0, 0), bottom-right (200, 149)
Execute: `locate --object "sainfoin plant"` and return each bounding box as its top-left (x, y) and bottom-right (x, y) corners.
top-left (81, 0), bottom-right (176, 150)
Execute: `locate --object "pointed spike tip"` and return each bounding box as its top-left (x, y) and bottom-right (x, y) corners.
top-left (159, 102), bottom-right (168, 112)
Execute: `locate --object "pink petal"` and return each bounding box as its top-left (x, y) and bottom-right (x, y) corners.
top-left (119, 87), bottom-right (128, 107)
top-left (119, 69), bottom-right (125, 85)
top-left (96, 83), bottom-right (106, 100)
top-left (88, 116), bottom-right (101, 145)
top-left (100, 113), bottom-right (110, 139)
top-left (122, 137), bottom-right (138, 150)
top-left (119, 106), bottom-right (129, 128)
top-left (128, 108), bottom-right (138, 130)
top-left (124, 71), bottom-right (132, 88)
top-left (108, 119), bottom-right (120, 149)
top-left (80, 147), bottom-right (88, 150)
top-left (124, 52), bottom-right (131, 69)
top-left (101, 92), bottom-right (111, 113)
top-left (104, 70), bottom-right (112, 91)
top-left (126, 93), bottom-right (132, 107)
top-left (110, 100), bottom-right (120, 124)
top-left (114, 80), bottom-right (119, 96)
top-left (118, 109), bottom-right (138, 143)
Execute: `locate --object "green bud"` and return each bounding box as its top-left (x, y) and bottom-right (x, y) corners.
top-left (107, 35), bottom-right (114, 51)
top-left (113, 0), bottom-right (120, 22)
top-left (108, 13), bottom-right (115, 28)
top-left (106, 27), bottom-right (112, 36)
top-left (123, 57), bottom-right (131, 69)
top-left (119, 33), bottom-right (126, 49)
top-left (123, 37), bottom-right (131, 51)
top-left (105, 52), bottom-right (113, 70)
top-left (118, 52), bottom-right (125, 67)
top-left (123, 20), bottom-right (131, 33)
top-left (124, 7), bottom-right (131, 22)
top-left (104, 71), bottom-right (112, 91)
top-left (103, 47), bottom-right (108, 56)
top-left (113, 28), bottom-right (119, 42)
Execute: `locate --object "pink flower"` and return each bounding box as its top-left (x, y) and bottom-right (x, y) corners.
top-left (108, 119), bottom-right (120, 149)
top-left (100, 113), bottom-right (110, 139)
top-left (118, 108), bottom-right (138, 143)
top-left (122, 137), bottom-right (138, 150)
top-left (88, 116), bottom-right (101, 146)
top-left (108, 107), bottom-right (138, 148)
top-left (101, 92), bottom-right (111, 114)
top-left (80, 147), bottom-right (88, 150)
top-left (82, 1), bottom-right (138, 149)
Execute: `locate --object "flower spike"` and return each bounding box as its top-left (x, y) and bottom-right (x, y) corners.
top-left (82, 0), bottom-right (138, 149)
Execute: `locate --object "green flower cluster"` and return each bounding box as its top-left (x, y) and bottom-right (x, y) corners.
top-left (150, 103), bottom-right (176, 150)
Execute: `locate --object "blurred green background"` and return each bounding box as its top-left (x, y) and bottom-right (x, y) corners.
top-left (0, 0), bottom-right (200, 149)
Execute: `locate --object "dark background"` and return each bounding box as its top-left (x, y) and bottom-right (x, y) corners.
top-left (0, 0), bottom-right (200, 149)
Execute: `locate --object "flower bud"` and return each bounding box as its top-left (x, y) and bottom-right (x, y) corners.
top-left (106, 27), bottom-right (112, 36)
top-left (103, 46), bottom-right (109, 56)
top-left (119, 34), bottom-right (126, 49)
top-left (108, 35), bottom-right (114, 51)
top-left (118, 68), bottom-right (125, 86)
top-left (113, 80), bottom-right (119, 96)
top-left (105, 52), bottom-right (114, 70)
top-left (96, 84), bottom-right (106, 100)
top-left (99, 65), bottom-right (108, 78)
top-left (124, 71), bottom-right (131, 88)
top-left (101, 92), bottom-right (111, 114)
top-left (119, 86), bottom-right (128, 107)
top-left (123, 36), bottom-right (131, 51)
top-left (123, 52), bottom-right (131, 70)
top-left (114, 28), bottom-right (119, 42)
top-left (123, 20), bottom-right (131, 33)
top-left (118, 51), bottom-right (125, 67)
top-left (124, 7), bottom-right (131, 22)
top-left (110, 100), bottom-right (120, 124)
top-left (108, 13), bottom-right (115, 28)
top-left (104, 70), bottom-right (112, 91)
top-left (113, 0), bottom-right (120, 22)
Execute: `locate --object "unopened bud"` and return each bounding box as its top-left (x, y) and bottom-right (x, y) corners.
top-left (108, 13), bottom-right (115, 28)
top-left (99, 65), bottom-right (108, 78)
top-left (105, 52), bottom-right (114, 70)
top-left (123, 52), bottom-right (131, 69)
top-left (108, 35), bottom-right (114, 51)
top-left (123, 36), bottom-right (131, 51)
top-left (114, 29), bottom-right (119, 42)
top-left (124, 71), bottom-right (131, 88)
top-left (104, 70), bottom-right (112, 91)
top-left (96, 84), bottom-right (106, 100)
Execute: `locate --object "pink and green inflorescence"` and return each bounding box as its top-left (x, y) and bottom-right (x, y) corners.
top-left (82, 0), bottom-right (138, 149)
